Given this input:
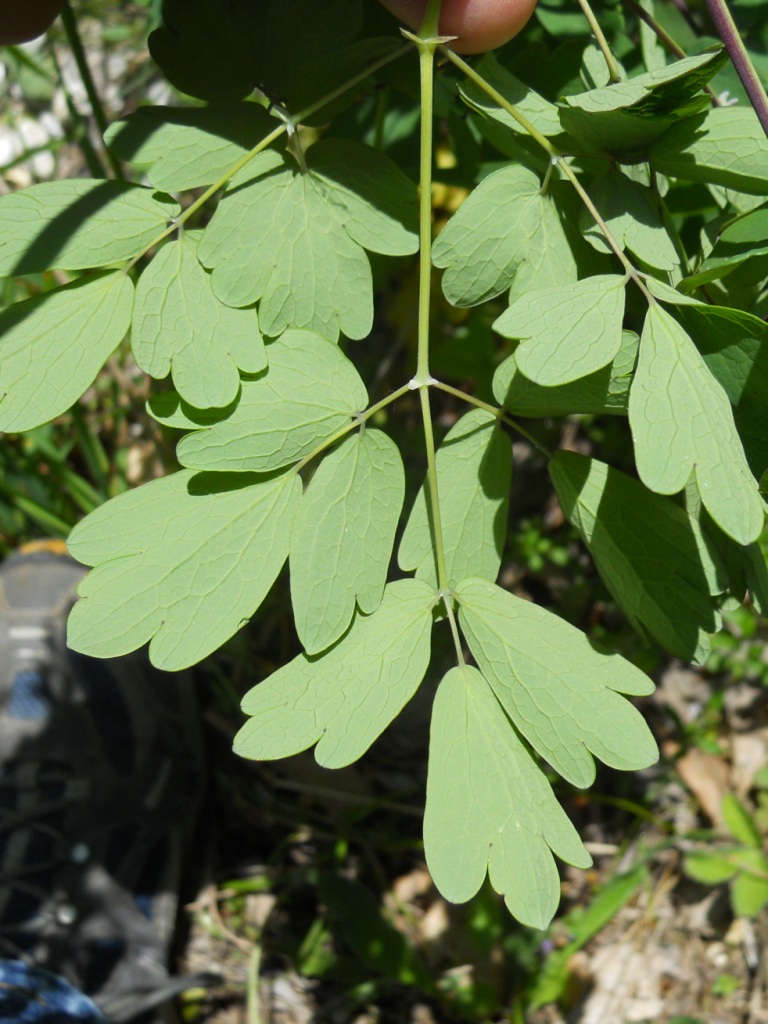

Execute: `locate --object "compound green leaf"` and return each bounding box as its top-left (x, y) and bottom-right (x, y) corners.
top-left (432, 165), bottom-right (554, 307)
top-left (650, 107), bottom-right (768, 195)
top-left (672, 303), bottom-right (768, 480)
top-left (565, 50), bottom-right (724, 116)
top-left (234, 578), bottom-right (435, 769)
top-left (0, 273), bottom-right (133, 432)
top-left (177, 329), bottom-right (367, 473)
top-left (399, 410), bottom-right (511, 589)
top-left (550, 451), bottom-right (722, 663)
top-left (580, 170), bottom-right (678, 272)
top-left (629, 304), bottom-right (764, 545)
top-left (458, 53), bottom-right (563, 138)
top-left (132, 233), bottom-right (265, 409)
top-left (67, 468), bottom-right (301, 670)
top-left (456, 577), bottom-right (658, 789)
top-left (494, 275), bottom-right (626, 386)
top-left (559, 49), bottom-right (726, 155)
top-left (198, 141), bottom-right (418, 341)
top-left (0, 180), bottom-right (178, 275)
top-left (493, 330), bottom-right (638, 417)
top-left (290, 430), bottom-right (405, 655)
top-left (105, 103), bottom-right (277, 191)
top-left (424, 666), bottom-right (591, 930)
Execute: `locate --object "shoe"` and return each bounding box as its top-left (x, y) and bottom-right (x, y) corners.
top-left (0, 541), bottom-right (212, 1021)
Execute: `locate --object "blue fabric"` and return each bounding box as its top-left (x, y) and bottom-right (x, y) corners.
top-left (0, 961), bottom-right (106, 1023)
top-left (7, 671), bottom-right (52, 720)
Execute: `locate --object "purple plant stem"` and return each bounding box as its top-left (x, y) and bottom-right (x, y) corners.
top-left (705, 0), bottom-right (768, 137)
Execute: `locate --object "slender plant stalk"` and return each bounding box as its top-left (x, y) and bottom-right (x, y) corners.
top-left (411, 1), bottom-right (453, 599)
top-left (434, 381), bottom-right (553, 457)
top-left (415, 47), bottom-right (437, 387)
top-left (60, 2), bottom-right (124, 179)
top-left (576, 0), bottom-right (622, 82)
top-left (420, 0), bottom-right (444, 38)
top-left (447, 609), bottom-right (467, 668)
top-left (705, 0), bottom-right (768, 136)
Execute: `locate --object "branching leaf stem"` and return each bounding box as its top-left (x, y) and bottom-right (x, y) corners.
top-left (123, 42), bottom-right (413, 274)
top-left (291, 384), bottom-right (412, 476)
top-left (433, 381), bottom-right (553, 457)
top-left (442, 48), bottom-right (654, 303)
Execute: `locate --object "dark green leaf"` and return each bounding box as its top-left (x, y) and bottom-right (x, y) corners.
top-left (550, 451), bottom-right (723, 662)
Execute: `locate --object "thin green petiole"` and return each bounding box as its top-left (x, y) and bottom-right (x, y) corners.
top-left (442, 48), bottom-right (557, 155)
top-left (419, 386), bottom-right (450, 594)
top-left (445, 601), bottom-right (466, 667)
top-left (291, 384), bottom-right (411, 477)
top-left (433, 381), bottom-right (553, 457)
top-left (414, 39), bottom-right (439, 384)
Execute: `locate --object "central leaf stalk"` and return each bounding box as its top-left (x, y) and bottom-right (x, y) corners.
top-left (411, 1), bottom-right (453, 603)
